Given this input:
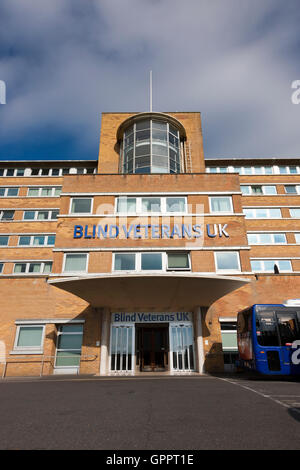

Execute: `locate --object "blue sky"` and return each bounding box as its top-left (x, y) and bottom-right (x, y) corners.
top-left (0, 0), bottom-right (299, 161)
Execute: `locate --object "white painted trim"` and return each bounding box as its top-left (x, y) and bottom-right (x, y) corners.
top-left (57, 212), bottom-right (245, 218)
top-left (214, 251), bottom-right (241, 274)
top-left (53, 246), bottom-right (251, 252)
top-left (219, 317), bottom-right (237, 322)
top-left (209, 196), bottom-right (233, 214)
top-left (13, 324), bottom-right (45, 353)
top-left (15, 319), bottom-right (85, 325)
top-left (61, 191), bottom-right (242, 196)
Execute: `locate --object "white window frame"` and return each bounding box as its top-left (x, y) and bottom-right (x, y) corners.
top-left (0, 187), bottom-right (19, 197)
top-left (247, 233), bottom-right (287, 245)
top-left (113, 251), bottom-right (191, 273)
top-left (27, 187), bottom-right (61, 197)
top-left (13, 261), bottom-right (53, 275)
top-left (214, 251), bottom-right (241, 273)
top-left (289, 208), bottom-right (300, 218)
top-left (18, 234), bottom-right (56, 247)
top-left (114, 196), bottom-right (188, 215)
top-left (243, 208), bottom-right (282, 219)
top-left (0, 210), bottom-right (15, 221)
top-left (250, 259), bottom-right (293, 273)
top-left (13, 324), bottom-right (45, 353)
top-left (69, 197), bottom-right (93, 215)
top-left (166, 252), bottom-right (191, 271)
top-left (209, 196), bottom-right (233, 213)
top-left (54, 324), bottom-right (84, 371)
top-left (63, 253), bottom-right (89, 274)
top-left (22, 210), bottom-right (59, 221)
top-left (240, 185), bottom-right (277, 195)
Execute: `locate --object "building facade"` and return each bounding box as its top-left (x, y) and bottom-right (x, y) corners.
top-left (1, 111), bottom-right (300, 377)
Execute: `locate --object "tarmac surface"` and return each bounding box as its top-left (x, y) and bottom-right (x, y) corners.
top-left (0, 373), bottom-right (300, 450)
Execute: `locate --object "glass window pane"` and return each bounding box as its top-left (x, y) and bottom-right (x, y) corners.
top-left (166, 197), bottom-right (186, 212)
top-left (270, 208), bottom-right (281, 218)
top-left (152, 129), bottom-right (167, 142)
top-left (6, 169), bottom-right (14, 176)
top-left (64, 254), bottom-right (87, 272)
top-left (2, 210), bottom-right (14, 220)
top-left (264, 186), bottom-right (276, 195)
top-left (290, 209), bottom-right (300, 218)
top-left (28, 188), bottom-right (39, 197)
top-left (116, 197), bottom-right (136, 214)
top-left (33, 236), bottom-right (45, 246)
top-left (135, 130), bottom-right (150, 143)
top-left (60, 324), bottom-right (83, 333)
top-left (251, 260), bottom-right (262, 271)
top-left (41, 188), bottom-right (52, 196)
top-left (24, 211), bottom-right (35, 220)
top-left (71, 198), bottom-right (92, 214)
top-left (216, 252), bottom-right (240, 270)
top-left (0, 236), bottom-right (9, 246)
top-left (17, 326), bottom-right (43, 348)
top-left (290, 166), bottom-right (297, 174)
top-left (31, 169), bottom-right (39, 176)
top-left (41, 169), bottom-right (50, 176)
top-left (279, 166), bottom-right (287, 174)
top-left (29, 263), bottom-right (42, 273)
top-left (252, 186), bottom-right (263, 194)
top-left (58, 334), bottom-right (83, 350)
top-left (7, 187), bottom-right (19, 196)
top-left (278, 260), bottom-right (292, 271)
top-left (247, 234), bottom-right (258, 244)
top-left (274, 234), bottom-right (286, 243)
top-left (141, 253), bottom-right (162, 270)
top-left (19, 236), bottom-right (31, 246)
top-left (168, 253), bottom-right (189, 269)
top-left (295, 234), bottom-right (300, 243)
top-left (243, 209), bottom-right (254, 218)
top-left (241, 186), bottom-right (250, 195)
top-left (244, 167), bottom-right (252, 175)
top-left (135, 120), bottom-right (150, 131)
top-left (16, 169), bottom-right (25, 176)
top-left (114, 254), bottom-right (135, 271)
top-left (256, 209), bottom-right (268, 218)
top-left (285, 186), bottom-right (297, 194)
top-left (47, 235), bottom-right (56, 245)
top-left (51, 211), bottom-right (59, 220)
top-left (55, 351), bottom-right (81, 367)
top-left (142, 198), bottom-right (161, 212)
top-left (43, 262), bottom-right (52, 273)
top-left (52, 169), bottom-right (60, 176)
top-left (264, 166), bottom-right (273, 174)
top-left (210, 197), bottom-right (232, 212)
top-left (14, 263), bottom-right (26, 273)
top-left (37, 211), bottom-right (48, 220)
top-left (259, 234), bottom-right (272, 244)
top-left (221, 331), bottom-right (238, 350)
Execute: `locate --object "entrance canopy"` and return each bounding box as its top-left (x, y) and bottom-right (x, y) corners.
top-left (48, 273), bottom-right (250, 310)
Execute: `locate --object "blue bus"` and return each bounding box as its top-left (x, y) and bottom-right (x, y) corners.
top-left (237, 302), bottom-right (300, 375)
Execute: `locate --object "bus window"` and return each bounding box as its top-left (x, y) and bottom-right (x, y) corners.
top-left (256, 313), bottom-right (279, 346)
top-left (276, 313), bottom-right (299, 346)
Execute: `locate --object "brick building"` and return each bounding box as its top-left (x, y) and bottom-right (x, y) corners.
top-left (1, 111), bottom-right (300, 377)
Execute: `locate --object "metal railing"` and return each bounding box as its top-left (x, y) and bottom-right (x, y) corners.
top-left (0, 354), bottom-right (98, 379)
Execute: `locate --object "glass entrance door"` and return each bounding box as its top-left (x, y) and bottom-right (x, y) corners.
top-left (110, 324), bottom-right (135, 374)
top-left (139, 326), bottom-right (168, 372)
top-left (170, 324), bottom-right (195, 372)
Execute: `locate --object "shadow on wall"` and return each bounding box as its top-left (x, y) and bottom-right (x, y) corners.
top-left (204, 342), bottom-right (224, 373)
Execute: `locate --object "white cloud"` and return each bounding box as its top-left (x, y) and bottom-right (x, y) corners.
top-left (0, 0), bottom-right (299, 158)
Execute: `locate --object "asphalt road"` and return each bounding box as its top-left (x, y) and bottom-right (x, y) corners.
top-left (0, 374), bottom-right (300, 450)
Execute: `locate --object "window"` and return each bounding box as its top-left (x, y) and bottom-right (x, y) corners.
top-left (243, 208), bottom-right (281, 219)
top-left (27, 187), bottom-right (61, 197)
top-left (250, 260), bottom-right (292, 272)
top-left (247, 233), bottom-right (287, 245)
top-left (240, 185), bottom-right (277, 195)
top-left (0, 210), bottom-right (15, 221)
top-left (290, 208), bottom-right (300, 218)
top-left (295, 234), bottom-right (300, 244)
top-left (64, 254), bottom-right (88, 273)
top-left (55, 324), bottom-right (83, 369)
top-left (166, 197), bottom-right (186, 212)
top-left (141, 253), bottom-right (162, 270)
top-left (210, 197), bottom-right (233, 213)
top-left (113, 252), bottom-right (191, 272)
top-left (18, 235), bottom-right (55, 247)
top-left (215, 252), bottom-right (240, 272)
top-left (70, 198), bottom-right (92, 214)
top-left (14, 325), bottom-right (44, 352)
top-left (0, 236), bottom-right (9, 246)
top-left (141, 198), bottom-right (161, 213)
top-left (13, 262), bottom-right (52, 274)
top-left (0, 263), bottom-right (3, 273)
top-left (23, 210), bottom-right (59, 220)
top-left (115, 196), bottom-right (187, 214)
top-left (167, 253), bottom-right (190, 270)
top-left (0, 187), bottom-right (19, 197)
top-left (285, 185), bottom-right (300, 195)
top-left (114, 253), bottom-right (136, 271)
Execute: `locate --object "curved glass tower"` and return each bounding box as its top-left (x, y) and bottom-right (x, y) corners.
top-left (117, 113), bottom-right (186, 174)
